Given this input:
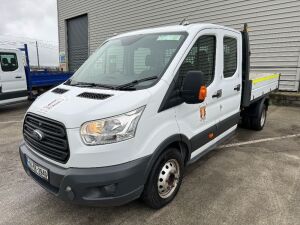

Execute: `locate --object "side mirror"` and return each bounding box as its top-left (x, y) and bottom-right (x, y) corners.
top-left (181, 71), bottom-right (207, 104)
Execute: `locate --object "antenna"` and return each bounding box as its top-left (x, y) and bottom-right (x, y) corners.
top-left (179, 18), bottom-right (189, 26)
top-left (243, 23), bottom-right (248, 32)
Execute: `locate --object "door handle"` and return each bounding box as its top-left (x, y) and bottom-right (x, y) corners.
top-left (234, 84), bottom-right (241, 91)
top-left (212, 89), bottom-right (222, 98)
top-left (15, 76), bottom-right (22, 79)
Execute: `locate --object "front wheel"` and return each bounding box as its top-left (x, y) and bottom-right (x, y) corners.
top-left (141, 148), bottom-right (184, 209)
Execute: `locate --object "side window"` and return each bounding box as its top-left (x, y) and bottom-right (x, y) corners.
top-left (223, 37), bottom-right (237, 78)
top-left (0, 53), bottom-right (18, 72)
top-left (178, 35), bottom-right (216, 87)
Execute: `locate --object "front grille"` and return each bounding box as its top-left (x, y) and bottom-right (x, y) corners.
top-left (23, 114), bottom-right (69, 163)
top-left (77, 92), bottom-right (112, 100)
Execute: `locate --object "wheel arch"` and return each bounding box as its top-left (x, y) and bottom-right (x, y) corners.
top-left (264, 96), bottom-right (270, 110)
top-left (243, 95), bottom-right (268, 117)
top-left (142, 134), bottom-right (191, 184)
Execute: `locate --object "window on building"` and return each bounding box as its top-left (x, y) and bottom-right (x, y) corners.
top-left (0, 53), bottom-right (18, 72)
top-left (178, 35), bottom-right (216, 87)
top-left (106, 45), bottom-right (124, 74)
top-left (223, 37), bottom-right (237, 78)
top-left (134, 48), bottom-right (151, 74)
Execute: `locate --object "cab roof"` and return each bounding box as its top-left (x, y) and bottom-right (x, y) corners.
top-left (111, 23), bottom-right (240, 40)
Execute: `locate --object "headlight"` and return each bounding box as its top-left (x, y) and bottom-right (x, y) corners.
top-left (80, 106), bottom-right (145, 145)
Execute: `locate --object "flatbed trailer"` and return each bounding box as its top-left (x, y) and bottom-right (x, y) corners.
top-left (29, 71), bottom-right (74, 88)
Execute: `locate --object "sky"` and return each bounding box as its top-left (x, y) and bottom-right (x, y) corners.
top-left (0, 0), bottom-right (59, 66)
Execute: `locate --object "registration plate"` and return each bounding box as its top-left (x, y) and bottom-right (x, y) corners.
top-left (26, 157), bottom-right (49, 181)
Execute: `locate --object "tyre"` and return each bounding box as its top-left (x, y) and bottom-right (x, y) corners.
top-left (250, 103), bottom-right (267, 131)
top-left (142, 148), bottom-right (184, 209)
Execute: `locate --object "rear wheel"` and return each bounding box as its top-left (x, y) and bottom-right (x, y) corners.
top-left (142, 148), bottom-right (184, 209)
top-left (240, 98), bottom-right (268, 131)
top-left (251, 104), bottom-right (267, 131)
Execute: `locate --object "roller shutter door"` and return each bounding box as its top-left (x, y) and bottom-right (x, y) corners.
top-left (67, 14), bottom-right (88, 72)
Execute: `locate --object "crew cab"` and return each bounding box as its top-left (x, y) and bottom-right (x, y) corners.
top-left (19, 23), bottom-right (279, 209)
top-left (0, 45), bottom-right (72, 106)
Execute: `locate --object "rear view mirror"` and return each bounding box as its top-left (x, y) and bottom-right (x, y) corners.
top-left (181, 71), bottom-right (206, 104)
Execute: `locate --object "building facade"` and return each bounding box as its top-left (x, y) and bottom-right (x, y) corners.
top-left (57, 0), bottom-right (300, 91)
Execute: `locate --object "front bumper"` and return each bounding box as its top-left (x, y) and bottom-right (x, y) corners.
top-left (19, 142), bottom-right (150, 206)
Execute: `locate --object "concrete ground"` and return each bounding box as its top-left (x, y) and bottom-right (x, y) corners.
top-left (0, 103), bottom-right (299, 225)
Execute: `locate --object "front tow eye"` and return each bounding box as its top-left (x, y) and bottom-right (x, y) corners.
top-left (65, 186), bottom-right (75, 200)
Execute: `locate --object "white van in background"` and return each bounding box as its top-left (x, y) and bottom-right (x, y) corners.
top-left (0, 49), bottom-right (28, 105)
top-left (0, 46), bottom-right (72, 106)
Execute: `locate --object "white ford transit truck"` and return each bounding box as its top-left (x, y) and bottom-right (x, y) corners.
top-left (19, 23), bottom-right (279, 208)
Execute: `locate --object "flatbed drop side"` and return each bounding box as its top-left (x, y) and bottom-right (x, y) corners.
top-left (250, 73), bottom-right (280, 101)
top-left (19, 23), bottom-right (280, 209)
top-left (0, 44), bottom-right (73, 106)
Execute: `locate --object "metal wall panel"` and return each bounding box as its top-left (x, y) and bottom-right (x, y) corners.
top-left (66, 14), bottom-right (88, 72)
top-left (57, 0), bottom-right (300, 90)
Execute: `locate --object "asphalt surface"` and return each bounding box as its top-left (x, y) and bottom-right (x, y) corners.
top-left (0, 102), bottom-right (299, 225)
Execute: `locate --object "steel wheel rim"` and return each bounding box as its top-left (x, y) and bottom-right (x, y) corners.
top-left (260, 109), bottom-right (266, 127)
top-left (157, 159), bottom-right (180, 199)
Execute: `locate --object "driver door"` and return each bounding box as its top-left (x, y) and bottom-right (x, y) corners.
top-left (174, 29), bottom-right (223, 158)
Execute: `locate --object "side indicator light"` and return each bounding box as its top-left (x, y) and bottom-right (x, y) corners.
top-left (208, 133), bottom-right (214, 139)
top-left (198, 85), bottom-right (207, 101)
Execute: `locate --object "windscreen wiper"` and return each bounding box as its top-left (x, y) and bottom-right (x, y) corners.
top-left (116, 76), bottom-right (158, 90)
top-left (67, 81), bottom-right (116, 90)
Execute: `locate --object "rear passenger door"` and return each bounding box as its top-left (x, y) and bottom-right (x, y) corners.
top-left (174, 29), bottom-right (223, 158)
top-left (218, 30), bottom-right (242, 125)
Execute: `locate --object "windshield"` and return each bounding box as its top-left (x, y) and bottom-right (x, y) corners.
top-left (68, 32), bottom-right (187, 89)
